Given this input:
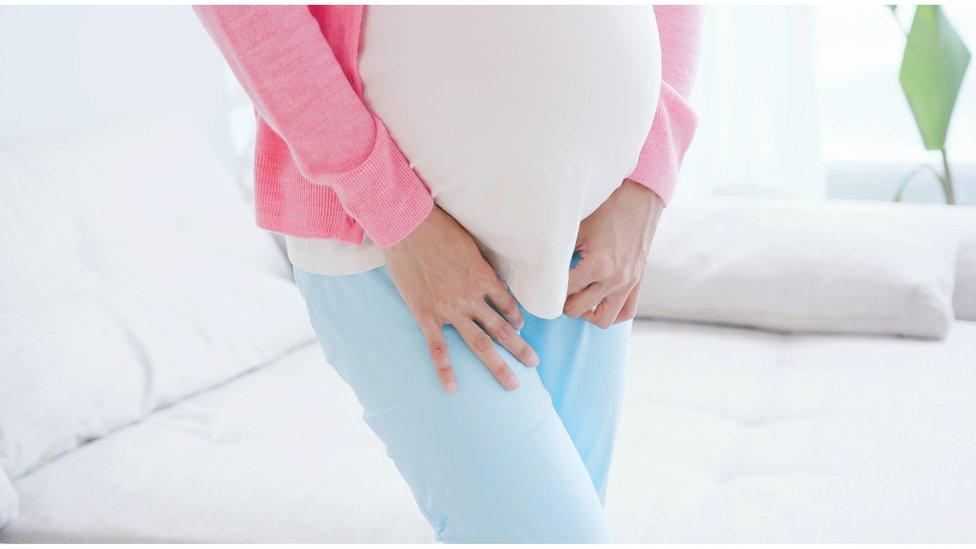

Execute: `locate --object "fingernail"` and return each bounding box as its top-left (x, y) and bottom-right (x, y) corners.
top-left (445, 381), bottom-right (458, 394)
top-left (528, 352), bottom-right (540, 367)
top-left (506, 375), bottom-right (519, 390)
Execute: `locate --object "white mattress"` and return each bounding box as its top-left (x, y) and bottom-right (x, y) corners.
top-left (3, 320), bottom-right (975, 543)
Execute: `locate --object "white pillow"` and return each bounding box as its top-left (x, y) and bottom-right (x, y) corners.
top-left (0, 116), bottom-right (314, 479)
top-left (787, 200), bottom-right (976, 321)
top-left (637, 198), bottom-right (960, 339)
top-left (955, 239), bottom-right (976, 320)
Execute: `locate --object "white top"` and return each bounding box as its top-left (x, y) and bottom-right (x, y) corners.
top-left (287, 6), bottom-right (661, 318)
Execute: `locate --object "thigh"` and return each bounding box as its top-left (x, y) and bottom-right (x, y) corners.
top-left (522, 311), bottom-right (632, 502)
top-left (293, 267), bottom-right (610, 543)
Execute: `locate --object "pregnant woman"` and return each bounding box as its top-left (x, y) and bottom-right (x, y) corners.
top-left (196, 5), bottom-right (700, 542)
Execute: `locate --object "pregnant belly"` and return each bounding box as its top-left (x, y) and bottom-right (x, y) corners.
top-left (359, 6), bottom-right (661, 318)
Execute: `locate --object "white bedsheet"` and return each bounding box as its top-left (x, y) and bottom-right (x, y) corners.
top-left (3, 320), bottom-right (975, 543)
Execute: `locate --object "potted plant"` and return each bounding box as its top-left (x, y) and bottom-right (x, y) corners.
top-left (890, 5), bottom-right (971, 204)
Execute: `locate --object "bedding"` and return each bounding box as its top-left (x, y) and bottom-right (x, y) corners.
top-left (0, 117), bottom-right (313, 480)
top-left (4, 319), bottom-right (974, 542)
top-left (637, 198), bottom-right (973, 338)
top-left (3, 117), bottom-right (973, 542)
top-left (0, 470), bottom-right (15, 530)
top-left (955, 238), bottom-right (976, 320)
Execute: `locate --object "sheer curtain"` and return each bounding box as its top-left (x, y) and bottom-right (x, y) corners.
top-left (676, 6), bottom-right (825, 201)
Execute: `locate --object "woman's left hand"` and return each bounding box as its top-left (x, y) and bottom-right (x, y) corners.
top-left (564, 178), bottom-right (664, 328)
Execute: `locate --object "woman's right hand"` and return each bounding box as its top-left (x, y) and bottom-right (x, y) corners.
top-left (382, 206), bottom-right (539, 394)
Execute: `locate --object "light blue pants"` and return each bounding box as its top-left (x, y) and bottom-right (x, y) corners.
top-left (294, 264), bottom-right (631, 543)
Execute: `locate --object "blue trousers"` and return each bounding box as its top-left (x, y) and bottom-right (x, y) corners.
top-left (294, 265), bottom-right (630, 542)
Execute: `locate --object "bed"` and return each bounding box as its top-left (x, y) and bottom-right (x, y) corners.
top-left (3, 318), bottom-right (974, 543)
top-left (1, 118), bottom-right (974, 542)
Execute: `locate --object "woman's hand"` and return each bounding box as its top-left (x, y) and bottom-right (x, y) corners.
top-left (564, 179), bottom-right (664, 328)
top-left (383, 206), bottom-right (539, 394)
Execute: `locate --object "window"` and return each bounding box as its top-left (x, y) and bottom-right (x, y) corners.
top-left (680, 5), bottom-right (975, 204)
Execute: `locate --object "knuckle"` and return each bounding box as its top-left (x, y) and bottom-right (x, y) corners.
top-left (516, 344), bottom-right (534, 363)
top-left (452, 292), bottom-right (473, 309)
top-left (433, 296), bottom-right (454, 313)
top-left (413, 305), bottom-right (432, 320)
top-left (473, 332), bottom-right (493, 353)
top-left (493, 319), bottom-right (515, 341)
top-left (428, 340), bottom-right (448, 360)
top-left (491, 362), bottom-right (510, 378)
top-left (481, 273), bottom-right (500, 289)
top-left (437, 366), bottom-right (451, 381)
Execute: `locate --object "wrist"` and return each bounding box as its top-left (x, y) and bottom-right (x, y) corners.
top-left (619, 179), bottom-right (663, 251)
top-left (621, 178), bottom-right (663, 221)
top-left (386, 205), bottom-right (435, 254)
top-left (622, 178), bottom-right (662, 206)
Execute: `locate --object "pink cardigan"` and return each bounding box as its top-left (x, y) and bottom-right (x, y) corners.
top-left (195, 6), bottom-right (701, 248)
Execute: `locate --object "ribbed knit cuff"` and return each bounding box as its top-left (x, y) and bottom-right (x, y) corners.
top-left (627, 84), bottom-right (698, 206)
top-left (329, 115), bottom-right (434, 248)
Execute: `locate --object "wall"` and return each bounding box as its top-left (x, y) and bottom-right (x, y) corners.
top-left (0, 6), bottom-right (240, 171)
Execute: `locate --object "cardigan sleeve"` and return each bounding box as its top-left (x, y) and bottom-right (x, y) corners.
top-left (627, 6), bottom-right (703, 205)
top-left (194, 6), bottom-right (433, 248)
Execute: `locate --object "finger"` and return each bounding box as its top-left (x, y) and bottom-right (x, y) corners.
top-left (564, 282), bottom-right (607, 318)
top-left (486, 280), bottom-right (524, 330)
top-left (567, 255), bottom-right (599, 296)
top-left (420, 319), bottom-right (457, 394)
top-left (583, 290), bottom-right (628, 329)
top-left (614, 285), bottom-right (640, 324)
top-left (456, 320), bottom-right (519, 391)
top-left (476, 307), bottom-right (539, 367)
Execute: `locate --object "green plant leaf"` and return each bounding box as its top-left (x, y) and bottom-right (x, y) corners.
top-left (899, 6), bottom-right (971, 151)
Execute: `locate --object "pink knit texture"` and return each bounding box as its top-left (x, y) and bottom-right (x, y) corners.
top-left (195, 5), bottom-right (701, 247)
top-left (628, 6), bottom-right (702, 204)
